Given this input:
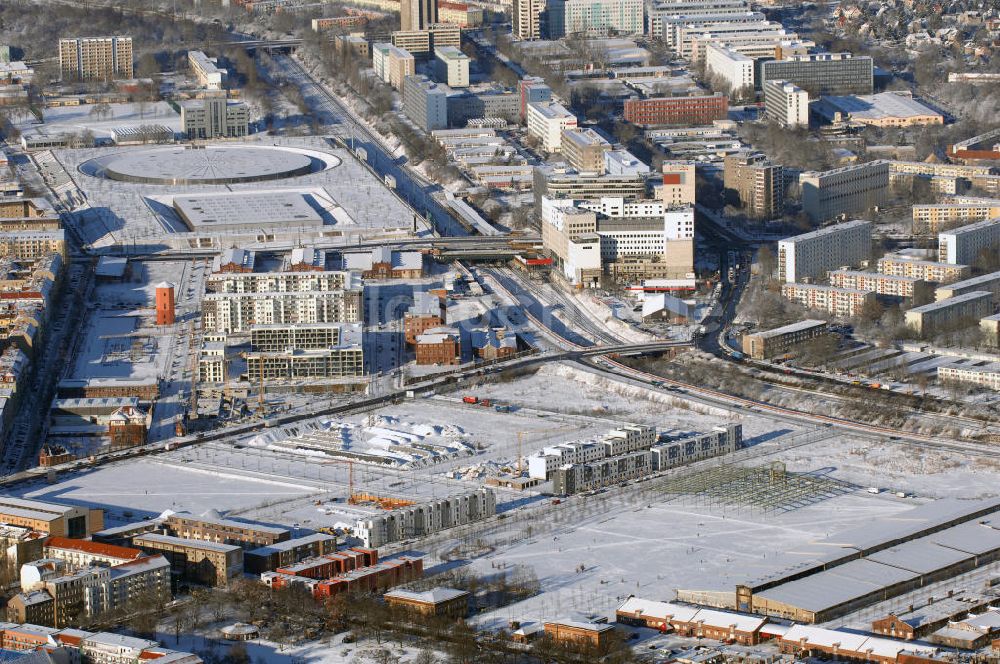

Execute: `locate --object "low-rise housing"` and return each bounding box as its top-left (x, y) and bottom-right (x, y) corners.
top-left (904, 291), bottom-right (993, 336)
top-left (742, 320), bottom-right (828, 360)
top-left (780, 283), bottom-right (875, 317)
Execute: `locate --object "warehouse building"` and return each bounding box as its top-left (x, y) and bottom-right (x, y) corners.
top-left (677, 498), bottom-right (1000, 624)
top-left (617, 598), bottom-right (767, 645)
top-left (741, 320), bottom-right (828, 360)
top-left (904, 291), bottom-right (993, 336)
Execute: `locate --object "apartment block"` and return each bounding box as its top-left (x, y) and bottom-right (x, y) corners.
top-left (391, 24), bottom-right (459, 55)
top-left (528, 424), bottom-right (656, 479)
top-left (513, 0), bottom-right (546, 39)
top-left (545, 0), bottom-right (644, 38)
top-left (912, 201), bottom-right (1000, 234)
top-left (780, 282), bottom-right (875, 317)
top-left (401, 0), bottom-right (436, 31)
top-left (828, 270), bottom-right (922, 298)
top-left (741, 319), bottom-right (828, 360)
top-left (800, 161), bottom-right (890, 222)
top-left (187, 51), bottom-right (226, 90)
top-left (526, 101), bottom-right (577, 153)
top-left (981, 313), bottom-right (1000, 346)
top-left (645, 0), bottom-right (754, 39)
top-left (777, 219), bottom-right (872, 283)
top-left (905, 291), bottom-right (993, 336)
top-left (58, 37), bottom-right (132, 81)
top-left (937, 365), bottom-right (1000, 391)
top-left (683, 24), bottom-right (808, 61)
top-left (163, 512), bottom-right (289, 549)
top-left (936, 271), bottom-right (1000, 303)
top-left (939, 219), bottom-right (1000, 265)
top-left (561, 128), bottom-right (611, 174)
top-left (649, 424), bottom-right (742, 471)
top-left (206, 269), bottom-right (357, 294)
top-left (372, 43), bottom-right (415, 90)
top-left (763, 80), bottom-right (808, 128)
top-left (433, 46), bottom-right (469, 88)
top-left (202, 291), bottom-right (362, 335)
top-left (356, 489), bottom-right (496, 547)
top-left (877, 254), bottom-right (971, 284)
top-left (759, 53), bottom-right (873, 96)
top-left (705, 44), bottom-right (753, 94)
top-left (245, 342), bottom-right (363, 382)
top-left (244, 533), bottom-right (338, 575)
top-left (132, 534), bottom-right (242, 587)
top-left (723, 152), bottom-right (783, 219)
top-left (179, 98), bottom-right (249, 140)
top-left (42, 538), bottom-right (144, 569)
top-left (402, 75), bottom-right (448, 131)
top-left (0, 230), bottom-right (67, 262)
top-left (623, 94), bottom-right (729, 126)
top-left (437, 1), bottom-right (483, 27)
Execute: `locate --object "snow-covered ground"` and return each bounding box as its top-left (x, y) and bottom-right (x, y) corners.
top-left (20, 102), bottom-right (183, 141)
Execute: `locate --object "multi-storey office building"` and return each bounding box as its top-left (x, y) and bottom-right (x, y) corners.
top-left (675, 22), bottom-right (801, 60)
top-left (162, 512), bottom-right (290, 549)
top-left (58, 37), bottom-right (132, 81)
top-left (526, 101), bottom-right (578, 152)
top-left (762, 80), bottom-right (808, 127)
top-left (828, 270), bottom-right (922, 298)
top-left (533, 165), bottom-right (649, 209)
top-left (561, 128), bottom-right (611, 174)
top-left (433, 46), bottom-right (469, 88)
top-left (179, 98), bottom-right (249, 140)
top-left (905, 291), bottom-right (993, 336)
top-left (939, 219), bottom-right (1000, 265)
top-left (780, 282), bottom-right (875, 317)
top-left (723, 152), bottom-right (783, 219)
top-left (776, 219), bottom-right (872, 283)
top-left (645, 0), bottom-right (753, 39)
top-left (132, 534), bottom-right (243, 588)
top-left (373, 43), bottom-right (415, 91)
top-left (800, 161), bottom-right (890, 222)
top-left (659, 162), bottom-right (697, 206)
top-left (758, 53), bottom-right (873, 96)
top-left (545, 0), bottom-right (644, 38)
top-left (741, 320), bottom-right (828, 360)
top-left (402, 75), bottom-right (449, 131)
top-left (877, 254), bottom-right (971, 284)
top-left (705, 44), bottom-right (754, 94)
top-left (623, 94), bottom-right (729, 126)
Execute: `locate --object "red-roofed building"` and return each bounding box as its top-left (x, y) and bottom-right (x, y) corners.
top-left (44, 537), bottom-right (144, 568)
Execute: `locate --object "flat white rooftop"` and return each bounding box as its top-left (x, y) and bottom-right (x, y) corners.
top-left (173, 192), bottom-right (324, 232)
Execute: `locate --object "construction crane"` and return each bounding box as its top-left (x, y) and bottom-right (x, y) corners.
top-left (326, 458), bottom-right (416, 508)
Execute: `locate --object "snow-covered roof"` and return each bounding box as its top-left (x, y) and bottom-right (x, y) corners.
top-left (384, 587), bottom-right (470, 604)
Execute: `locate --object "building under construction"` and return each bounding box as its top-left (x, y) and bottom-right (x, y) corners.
top-left (355, 488), bottom-right (497, 547)
top-left (676, 497), bottom-right (1000, 623)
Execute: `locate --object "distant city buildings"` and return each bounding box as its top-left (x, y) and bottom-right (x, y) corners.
top-left (373, 43), bottom-right (415, 90)
top-left (513, 0), bottom-right (546, 39)
top-left (401, 0), bottom-right (436, 31)
top-left (545, 0), bottom-right (644, 38)
top-left (58, 36), bottom-right (132, 81)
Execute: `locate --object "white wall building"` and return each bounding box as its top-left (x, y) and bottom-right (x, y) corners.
top-left (777, 219), bottom-right (872, 283)
top-left (526, 101), bottom-right (577, 152)
top-left (763, 79), bottom-right (808, 127)
top-left (939, 219), bottom-right (1000, 265)
top-left (705, 43), bottom-right (753, 94)
top-left (188, 50), bottom-right (226, 90)
top-left (433, 45), bottom-right (470, 88)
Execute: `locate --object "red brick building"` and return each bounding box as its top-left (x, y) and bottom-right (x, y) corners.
top-left (404, 291), bottom-right (446, 345)
top-left (623, 94), bottom-right (729, 126)
top-left (39, 445), bottom-right (74, 467)
top-left (107, 405), bottom-right (147, 450)
top-left (415, 327), bottom-right (461, 366)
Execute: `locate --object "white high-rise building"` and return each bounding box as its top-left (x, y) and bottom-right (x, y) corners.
top-left (939, 219), bottom-right (1000, 266)
top-left (777, 219), bottom-right (872, 283)
top-left (705, 43), bottom-right (754, 94)
top-left (763, 79), bottom-right (809, 127)
top-left (513, 0), bottom-right (546, 39)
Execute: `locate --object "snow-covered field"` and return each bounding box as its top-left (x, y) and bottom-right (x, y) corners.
top-left (20, 102), bottom-right (183, 142)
